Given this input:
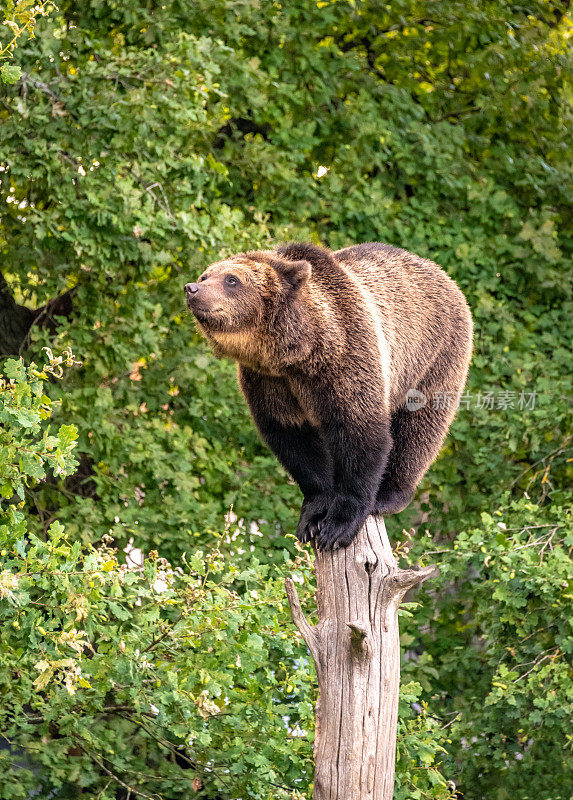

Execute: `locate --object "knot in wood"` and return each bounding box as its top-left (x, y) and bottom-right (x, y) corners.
top-left (356, 548), bottom-right (378, 575)
top-left (347, 622), bottom-right (371, 657)
top-left (364, 556), bottom-right (378, 575)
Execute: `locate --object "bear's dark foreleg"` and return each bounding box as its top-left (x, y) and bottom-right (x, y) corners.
top-left (257, 419), bottom-right (334, 542)
top-left (239, 367), bottom-right (333, 541)
top-left (301, 404), bottom-right (392, 550)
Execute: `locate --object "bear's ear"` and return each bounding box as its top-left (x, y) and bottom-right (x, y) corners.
top-left (274, 259), bottom-right (311, 290)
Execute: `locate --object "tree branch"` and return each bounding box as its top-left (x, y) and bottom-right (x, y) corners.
top-left (0, 272), bottom-right (35, 357)
top-left (285, 576), bottom-right (322, 665)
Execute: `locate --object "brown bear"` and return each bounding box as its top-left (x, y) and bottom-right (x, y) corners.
top-left (185, 242), bottom-right (472, 550)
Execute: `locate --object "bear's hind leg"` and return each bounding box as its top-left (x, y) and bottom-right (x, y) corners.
top-left (374, 340), bottom-right (470, 515)
top-left (373, 399), bottom-right (440, 515)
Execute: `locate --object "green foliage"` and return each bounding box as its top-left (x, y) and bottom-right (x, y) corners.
top-left (0, 1), bottom-right (57, 83)
top-left (0, 514), bottom-right (315, 799)
top-left (406, 499), bottom-right (573, 799)
top-left (0, 358), bottom-right (450, 798)
top-left (395, 681), bottom-right (455, 800)
top-left (0, 0), bottom-right (571, 797)
top-left (0, 350), bottom-right (79, 516)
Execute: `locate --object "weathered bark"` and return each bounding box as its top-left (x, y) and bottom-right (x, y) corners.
top-left (286, 515), bottom-right (435, 800)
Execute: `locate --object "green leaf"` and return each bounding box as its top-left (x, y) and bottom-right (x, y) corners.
top-left (3, 359), bottom-right (26, 381)
top-left (0, 63), bottom-right (22, 85)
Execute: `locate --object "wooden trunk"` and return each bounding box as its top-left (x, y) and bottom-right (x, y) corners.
top-left (286, 515), bottom-right (435, 800)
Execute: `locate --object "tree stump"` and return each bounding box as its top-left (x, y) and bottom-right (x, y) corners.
top-left (286, 515), bottom-right (435, 800)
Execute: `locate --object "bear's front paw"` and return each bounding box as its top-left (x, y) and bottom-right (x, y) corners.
top-left (314, 496), bottom-right (369, 551)
top-left (296, 494), bottom-right (332, 543)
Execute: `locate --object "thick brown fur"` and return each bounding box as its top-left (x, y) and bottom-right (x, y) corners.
top-left (185, 242), bottom-right (472, 549)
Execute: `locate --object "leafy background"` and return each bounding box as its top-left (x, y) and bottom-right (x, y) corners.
top-left (0, 1), bottom-right (571, 798)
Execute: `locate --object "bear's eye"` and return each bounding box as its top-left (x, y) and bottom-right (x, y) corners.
top-left (198, 275), bottom-right (207, 282)
top-left (225, 275), bottom-right (239, 287)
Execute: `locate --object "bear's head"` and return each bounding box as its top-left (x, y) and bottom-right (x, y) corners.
top-left (185, 250), bottom-right (312, 370)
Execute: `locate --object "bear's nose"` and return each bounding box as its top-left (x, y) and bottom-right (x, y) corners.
top-left (185, 282), bottom-right (199, 295)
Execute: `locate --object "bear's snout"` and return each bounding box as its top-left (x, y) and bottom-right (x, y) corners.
top-left (185, 282), bottom-right (201, 311)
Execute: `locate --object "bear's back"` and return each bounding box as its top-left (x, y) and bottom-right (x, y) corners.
top-left (333, 242), bottom-right (463, 315)
top-left (333, 242), bottom-right (472, 403)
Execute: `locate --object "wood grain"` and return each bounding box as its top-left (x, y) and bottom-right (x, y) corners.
top-left (286, 515), bottom-right (436, 799)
